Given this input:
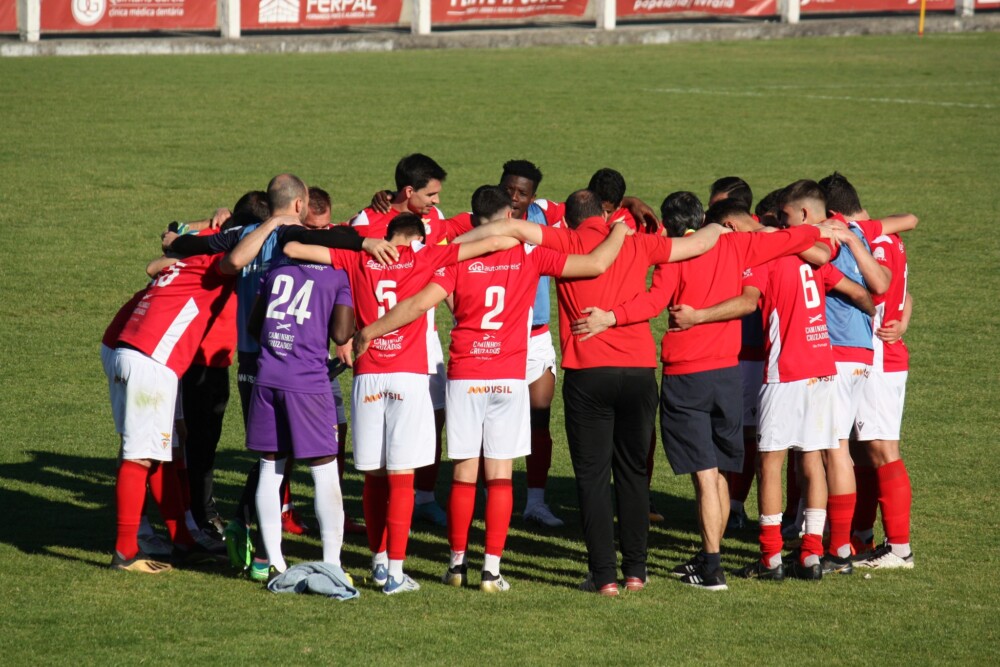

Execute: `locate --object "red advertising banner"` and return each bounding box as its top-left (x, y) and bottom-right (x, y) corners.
top-left (975, 0), bottom-right (1000, 7)
top-left (0, 1), bottom-right (17, 33)
top-left (432, 0), bottom-right (588, 23)
top-left (41, 0), bottom-right (218, 31)
top-left (241, 0), bottom-right (403, 29)
top-left (619, 0), bottom-right (774, 17)
top-left (800, 0), bottom-right (953, 12)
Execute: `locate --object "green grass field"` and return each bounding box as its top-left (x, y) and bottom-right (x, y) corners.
top-left (1, 32), bottom-right (998, 665)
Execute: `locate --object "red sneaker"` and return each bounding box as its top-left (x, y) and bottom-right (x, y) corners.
top-left (281, 508), bottom-right (310, 536)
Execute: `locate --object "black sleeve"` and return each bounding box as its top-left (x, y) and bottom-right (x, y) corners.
top-left (169, 228), bottom-right (241, 257)
top-left (281, 225), bottom-right (364, 252)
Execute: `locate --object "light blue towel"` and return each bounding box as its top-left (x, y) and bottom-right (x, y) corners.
top-left (266, 562), bottom-right (359, 601)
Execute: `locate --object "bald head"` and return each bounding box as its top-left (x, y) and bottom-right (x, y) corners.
top-left (267, 173), bottom-right (308, 220)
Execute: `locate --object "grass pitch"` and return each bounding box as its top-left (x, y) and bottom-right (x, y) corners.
top-left (1, 32), bottom-right (998, 665)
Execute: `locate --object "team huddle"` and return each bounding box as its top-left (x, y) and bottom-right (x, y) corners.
top-left (101, 153), bottom-right (915, 595)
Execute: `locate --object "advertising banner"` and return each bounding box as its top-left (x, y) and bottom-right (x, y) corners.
top-left (241, 0), bottom-right (404, 29)
top-left (0, 1), bottom-right (16, 33)
top-left (618, 0), bottom-right (775, 17)
top-left (431, 0), bottom-right (589, 24)
top-left (800, 0), bottom-right (953, 12)
top-left (41, 0), bottom-right (218, 31)
top-left (975, 0), bottom-right (999, 8)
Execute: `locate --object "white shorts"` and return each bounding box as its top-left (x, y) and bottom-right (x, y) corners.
top-left (854, 370), bottom-right (907, 441)
top-left (834, 361), bottom-right (870, 440)
top-left (446, 379), bottom-right (530, 460)
top-left (331, 378), bottom-right (346, 424)
top-left (352, 372), bottom-right (435, 472)
top-left (739, 360), bottom-right (764, 428)
top-left (111, 348), bottom-right (178, 462)
top-left (757, 376), bottom-right (839, 453)
top-left (427, 328), bottom-right (447, 410)
top-left (526, 329), bottom-right (557, 385)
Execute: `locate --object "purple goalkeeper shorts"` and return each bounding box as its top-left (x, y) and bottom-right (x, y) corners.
top-left (246, 385), bottom-right (339, 460)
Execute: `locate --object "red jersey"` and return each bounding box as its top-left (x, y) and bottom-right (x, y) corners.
top-left (329, 242), bottom-right (460, 376)
top-left (870, 232), bottom-right (909, 372)
top-left (191, 228), bottom-right (236, 368)
top-left (538, 217), bottom-right (676, 370)
top-left (744, 258), bottom-right (844, 384)
top-left (350, 205), bottom-right (448, 245)
top-left (610, 226), bottom-right (822, 375)
top-left (433, 243), bottom-right (567, 380)
top-left (117, 255), bottom-right (235, 377)
top-left (531, 198), bottom-right (566, 226)
top-left (103, 288), bottom-right (147, 348)
top-left (442, 212), bottom-right (475, 241)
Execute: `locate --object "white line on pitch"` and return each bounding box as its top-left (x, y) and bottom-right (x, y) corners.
top-left (643, 87), bottom-right (996, 109)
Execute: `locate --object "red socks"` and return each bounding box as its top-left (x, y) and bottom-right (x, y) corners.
top-left (448, 481), bottom-right (477, 554)
top-left (800, 533), bottom-right (824, 564)
top-left (484, 479), bottom-right (513, 558)
top-left (759, 523), bottom-right (783, 566)
top-left (827, 493), bottom-right (856, 555)
top-left (386, 473), bottom-right (415, 561)
top-left (147, 462), bottom-right (195, 548)
top-left (878, 460), bottom-right (912, 545)
top-left (362, 474), bottom-right (389, 554)
top-left (115, 461), bottom-right (149, 559)
top-left (852, 465), bottom-right (879, 536)
top-left (525, 428), bottom-right (553, 489)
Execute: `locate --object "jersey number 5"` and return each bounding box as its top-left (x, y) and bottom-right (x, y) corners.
top-left (376, 280), bottom-right (397, 318)
top-left (266, 275), bottom-right (314, 325)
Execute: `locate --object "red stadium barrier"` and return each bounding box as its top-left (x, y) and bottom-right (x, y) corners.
top-left (800, 0), bottom-right (954, 12)
top-left (0, 1), bottom-right (16, 33)
top-left (618, 0), bottom-right (775, 18)
top-left (240, 0), bottom-right (404, 29)
top-left (431, 0), bottom-right (588, 24)
top-left (41, 0), bottom-right (217, 31)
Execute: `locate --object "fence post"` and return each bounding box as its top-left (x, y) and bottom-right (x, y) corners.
top-left (219, 0), bottom-right (241, 38)
top-left (955, 0), bottom-right (974, 17)
top-left (413, 0), bottom-right (431, 34)
top-left (780, 0), bottom-right (800, 24)
top-left (597, 0), bottom-right (616, 30)
top-left (17, 0), bottom-right (40, 42)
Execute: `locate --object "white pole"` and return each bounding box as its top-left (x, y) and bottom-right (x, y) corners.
top-left (17, 0), bottom-right (40, 42)
top-left (780, 0), bottom-right (800, 24)
top-left (219, 0), bottom-right (241, 38)
top-left (955, 0), bottom-right (974, 18)
top-left (413, 0), bottom-right (431, 34)
top-left (597, 0), bottom-right (616, 31)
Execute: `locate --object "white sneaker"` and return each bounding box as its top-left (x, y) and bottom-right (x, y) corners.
top-left (480, 572), bottom-right (511, 593)
top-left (523, 503), bottom-right (564, 528)
top-left (858, 545), bottom-right (914, 569)
top-left (383, 574), bottom-right (421, 595)
top-left (137, 532), bottom-right (172, 558)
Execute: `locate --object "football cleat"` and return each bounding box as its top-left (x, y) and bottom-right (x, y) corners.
top-left (442, 563), bottom-right (467, 587)
top-left (383, 574), bottom-right (421, 595)
top-left (680, 566), bottom-right (728, 591)
top-left (480, 571), bottom-right (511, 593)
top-left (736, 559), bottom-right (784, 581)
top-left (249, 559), bottom-right (275, 583)
top-left (821, 553), bottom-right (854, 575)
top-left (371, 562), bottom-right (389, 587)
top-left (412, 500), bottom-right (448, 527)
top-left (791, 560), bottom-right (823, 581)
top-left (110, 550), bottom-right (173, 574)
top-left (857, 544), bottom-right (915, 570)
top-left (281, 508), bottom-right (310, 536)
top-left (523, 502), bottom-right (565, 528)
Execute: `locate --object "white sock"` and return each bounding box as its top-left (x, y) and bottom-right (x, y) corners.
top-left (310, 460), bottom-right (345, 567)
top-left (372, 551), bottom-right (388, 568)
top-left (890, 542), bottom-right (911, 557)
top-left (525, 488), bottom-right (545, 509)
top-left (483, 553), bottom-right (501, 577)
top-left (388, 558), bottom-right (404, 580)
top-left (835, 543), bottom-right (852, 558)
top-left (256, 458), bottom-right (287, 573)
top-left (803, 507), bottom-right (826, 537)
top-left (449, 550), bottom-right (466, 568)
top-left (794, 498), bottom-right (806, 532)
top-left (414, 490), bottom-right (435, 505)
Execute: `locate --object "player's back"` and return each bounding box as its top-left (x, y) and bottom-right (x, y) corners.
top-left (255, 259), bottom-right (351, 393)
top-left (351, 206), bottom-right (447, 245)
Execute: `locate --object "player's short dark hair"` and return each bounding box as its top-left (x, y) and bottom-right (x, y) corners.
top-left (385, 212), bottom-right (426, 243)
top-left (267, 173), bottom-right (307, 212)
top-left (500, 160), bottom-right (543, 192)
top-left (564, 189), bottom-right (604, 229)
top-left (710, 176), bottom-right (753, 210)
top-left (778, 179), bottom-right (826, 212)
top-left (704, 198), bottom-right (752, 228)
top-left (755, 188), bottom-right (783, 228)
top-left (587, 168), bottom-right (627, 208)
top-left (394, 153), bottom-right (447, 192)
top-left (471, 185), bottom-right (512, 227)
top-left (226, 190), bottom-right (270, 230)
top-left (660, 191), bottom-right (704, 239)
top-left (818, 171), bottom-right (863, 217)
top-left (308, 186), bottom-right (331, 215)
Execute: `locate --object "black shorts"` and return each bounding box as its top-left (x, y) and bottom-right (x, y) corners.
top-left (660, 365), bottom-right (743, 475)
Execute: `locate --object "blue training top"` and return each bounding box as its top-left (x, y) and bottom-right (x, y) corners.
top-left (528, 202), bottom-right (550, 326)
top-left (825, 223), bottom-right (874, 351)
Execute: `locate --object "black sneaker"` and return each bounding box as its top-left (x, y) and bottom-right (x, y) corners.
top-left (680, 566), bottom-right (728, 591)
top-left (736, 559), bottom-right (784, 581)
top-left (791, 560), bottom-right (823, 580)
top-left (670, 552), bottom-right (705, 578)
top-left (171, 543), bottom-right (227, 568)
top-left (821, 553), bottom-right (854, 575)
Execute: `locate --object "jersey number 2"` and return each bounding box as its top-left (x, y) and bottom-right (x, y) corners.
top-left (481, 286), bottom-right (505, 330)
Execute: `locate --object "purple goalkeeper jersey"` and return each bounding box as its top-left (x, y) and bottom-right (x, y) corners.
top-left (255, 259), bottom-right (353, 393)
